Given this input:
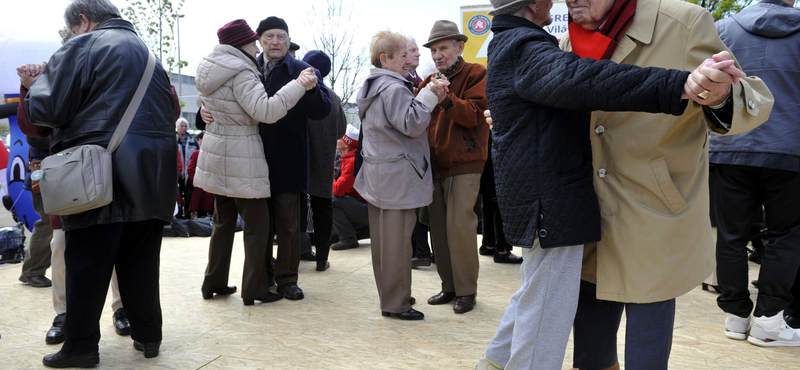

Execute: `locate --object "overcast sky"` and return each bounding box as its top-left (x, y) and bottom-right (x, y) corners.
top-left (0, 0), bottom-right (490, 78)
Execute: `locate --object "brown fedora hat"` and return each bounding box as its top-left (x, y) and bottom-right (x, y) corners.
top-left (423, 20), bottom-right (469, 48)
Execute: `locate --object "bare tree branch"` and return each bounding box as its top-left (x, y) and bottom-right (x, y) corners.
top-left (305, 0), bottom-right (368, 105)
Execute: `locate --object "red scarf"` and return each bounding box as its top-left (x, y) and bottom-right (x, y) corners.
top-left (569, 0), bottom-right (638, 60)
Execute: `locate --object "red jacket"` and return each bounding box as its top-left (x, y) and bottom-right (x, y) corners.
top-left (333, 150), bottom-right (363, 201)
top-left (188, 150), bottom-right (199, 181)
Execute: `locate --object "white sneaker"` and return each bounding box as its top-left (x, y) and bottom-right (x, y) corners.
top-left (725, 314), bottom-right (751, 340)
top-left (747, 311), bottom-right (800, 347)
top-left (475, 355), bottom-right (504, 370)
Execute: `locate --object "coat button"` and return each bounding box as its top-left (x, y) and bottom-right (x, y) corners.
top-left (595, 125), bottom-right (605, 135)
top-left (748, 100), bottom-right (755, 110)
top-left (539, 213), bottom-right (544, 221)
top-left (598, 168), bottom-right (608, 178)
top-left (539, 229), bottom-right (547, 238)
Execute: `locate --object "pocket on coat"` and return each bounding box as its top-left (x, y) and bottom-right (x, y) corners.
top-left (650, 157), bottom-right (688, 215)
top-left (558, 161), bottom-right (591, 187)
top-left (458, 127), bottom-right (477, 153)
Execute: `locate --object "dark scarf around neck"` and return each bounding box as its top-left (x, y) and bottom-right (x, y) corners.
top-left (568, 0), bottom-right (638, 60)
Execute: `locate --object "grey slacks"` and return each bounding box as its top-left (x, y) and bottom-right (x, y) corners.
top-left (484, 238), bottom-right (584, 370)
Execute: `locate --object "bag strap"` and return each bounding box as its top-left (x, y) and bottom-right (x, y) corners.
top-left (107, 49), bottom-right (157, 153)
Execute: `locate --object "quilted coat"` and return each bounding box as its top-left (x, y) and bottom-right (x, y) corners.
top-left (194, 44), bottom-right (305, 199)
top-left (354, 68), bottom-right (439, 210)
top-left (25, 19), bottom-right (177, 232)
top-left (560, 0), bottom-right (774, 303)
top-left (487, 15), bottom-right (689, 249)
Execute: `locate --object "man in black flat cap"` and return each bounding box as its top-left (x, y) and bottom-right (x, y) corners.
top-left (255, 16), bottom-right (331, 300)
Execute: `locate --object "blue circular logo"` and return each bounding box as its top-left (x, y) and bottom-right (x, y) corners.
top-left (468, 15), bottom-right (491, 36)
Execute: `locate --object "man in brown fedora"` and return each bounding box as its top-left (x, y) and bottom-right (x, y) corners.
top-left (418, 20), bottom-right (490, 315)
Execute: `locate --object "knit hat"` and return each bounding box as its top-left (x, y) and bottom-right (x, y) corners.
top-left (290, 42), bottom-right (300, 52)
top-left (342, 125), bottom-right (359, 148)
top-left (217, 19), bottom-right (259, 47)
top-left (303, 50), bottom-right (332, 78)
top-left (256, 16), bottom-right (289, 36)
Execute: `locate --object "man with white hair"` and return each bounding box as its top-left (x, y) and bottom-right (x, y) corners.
top-left (406, 38), bottom-right (423, 87)
top-left (176, 117), bottom-right (199, 219)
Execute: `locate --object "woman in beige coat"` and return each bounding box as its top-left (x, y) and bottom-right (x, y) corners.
top-left (354, 30), bottom-right (447, 320)
top-left (194, 19), bottom-right (317, 306)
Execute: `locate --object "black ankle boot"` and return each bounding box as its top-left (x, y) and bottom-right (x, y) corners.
top-left (133, 340), bottom-right (161, 358)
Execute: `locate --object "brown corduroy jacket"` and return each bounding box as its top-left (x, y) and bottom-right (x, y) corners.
top-left (418, 60), bottom-right (489, 179)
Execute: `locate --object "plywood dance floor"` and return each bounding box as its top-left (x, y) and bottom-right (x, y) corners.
top-left (0, 224), bottom-right (797, 369)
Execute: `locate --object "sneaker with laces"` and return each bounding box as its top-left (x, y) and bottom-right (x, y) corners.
top-left (725, 314), bottom-right (751, 340)
top-left (747, 311), bottom-right (800, 347)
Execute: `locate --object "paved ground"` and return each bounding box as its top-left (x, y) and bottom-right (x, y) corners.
top-left (0, 209), bottom-right (797, 369)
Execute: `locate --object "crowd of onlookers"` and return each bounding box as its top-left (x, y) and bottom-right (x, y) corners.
top-left (8, 0), bottom-right (800, 368)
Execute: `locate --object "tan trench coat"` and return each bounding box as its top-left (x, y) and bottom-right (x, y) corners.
top-left (561, 0), bottom-right (774, 303)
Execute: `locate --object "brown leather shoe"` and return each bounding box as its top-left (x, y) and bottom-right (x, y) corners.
top-left (427, 291), bottom-right (456, 305)
top-left (453, 294), bottom-right (476, 314)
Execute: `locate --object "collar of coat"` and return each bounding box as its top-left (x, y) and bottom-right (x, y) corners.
top-left (256, 50), bottom-right (300, 77)
top-left (94, 18), bottom-right (137, 34)
top-left (621, 0), bottom-right (658, 45)
top-left (491, 15), bottom-right (559, 45)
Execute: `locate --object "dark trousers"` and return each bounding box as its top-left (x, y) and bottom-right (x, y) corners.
top-left (177, 178), bottom-right (193, 219)
top-left (411, 217), bottom-right (431, 259)
top-left (22, 192), bottom-right (52, 277)
top-left (203, 195), bottom-right (271, 299)
top-left (480, 190), bottom-right (511, 253)
top-left (62, 220), bottom-right (164, 355)
top-left (310, 195), bottom-right (333, 263)
top-left (790, 267), bottom-right (800, 318)
top-left (267, 192), bottom-right (302, 286)
top-left (331, 195), bottom-right (370, 241)
top-left (573, 281), bottom-right (675, 370)
top-left (713, 164), bottom-right (800, 318)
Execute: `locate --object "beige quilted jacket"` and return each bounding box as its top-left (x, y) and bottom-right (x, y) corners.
top-left (194, 44), bottom-right (305, 199)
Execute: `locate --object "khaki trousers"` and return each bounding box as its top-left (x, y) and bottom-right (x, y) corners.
top-left (51, 229), bottom-right (122, 315)
top-left (22, 192), bottom-right (52, 277)
top-left (429, 173), bottom-right (482, 296)
top-left (368, 204), bottom-right (416, 314)
top-left (203, 195), bottom-right (271, 299)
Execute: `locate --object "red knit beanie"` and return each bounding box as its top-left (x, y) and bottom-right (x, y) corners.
top-left (217, 19), bottom-right (259, 47)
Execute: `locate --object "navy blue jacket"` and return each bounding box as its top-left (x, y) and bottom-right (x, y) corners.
top-left (487, 15), bottom-right (688, 248)
top-left (710, 0), bottom-right (800, 173)
top-left (257, 52), bottom-right (331, 193)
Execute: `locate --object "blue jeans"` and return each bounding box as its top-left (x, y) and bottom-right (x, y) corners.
top-left (572, 281), bottom-right (675, 370)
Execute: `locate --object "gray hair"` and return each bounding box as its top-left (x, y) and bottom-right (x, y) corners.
top-left (176, 117), bottom-right (189, 130)
top-left (64, 0), bottom-right (121, 28)
top-left (58, 27), bottom-right (75, 45)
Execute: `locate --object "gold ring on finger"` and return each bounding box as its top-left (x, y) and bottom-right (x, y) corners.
top-left (697, 90), bottom-right (710, 100)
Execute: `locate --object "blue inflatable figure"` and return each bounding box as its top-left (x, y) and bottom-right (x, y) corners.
top-left (3, 93), bottom-right (39, 231)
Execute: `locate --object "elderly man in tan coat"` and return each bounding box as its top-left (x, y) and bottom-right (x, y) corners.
top-left (557, 0), bottom-right (774, 369)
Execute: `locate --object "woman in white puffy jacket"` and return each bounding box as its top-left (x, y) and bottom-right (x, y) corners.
top-left (193, 19), bottom-right (317, 306)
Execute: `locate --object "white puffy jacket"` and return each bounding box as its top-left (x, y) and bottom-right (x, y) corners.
top-left (194, 44), bottom-right (304, 199)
